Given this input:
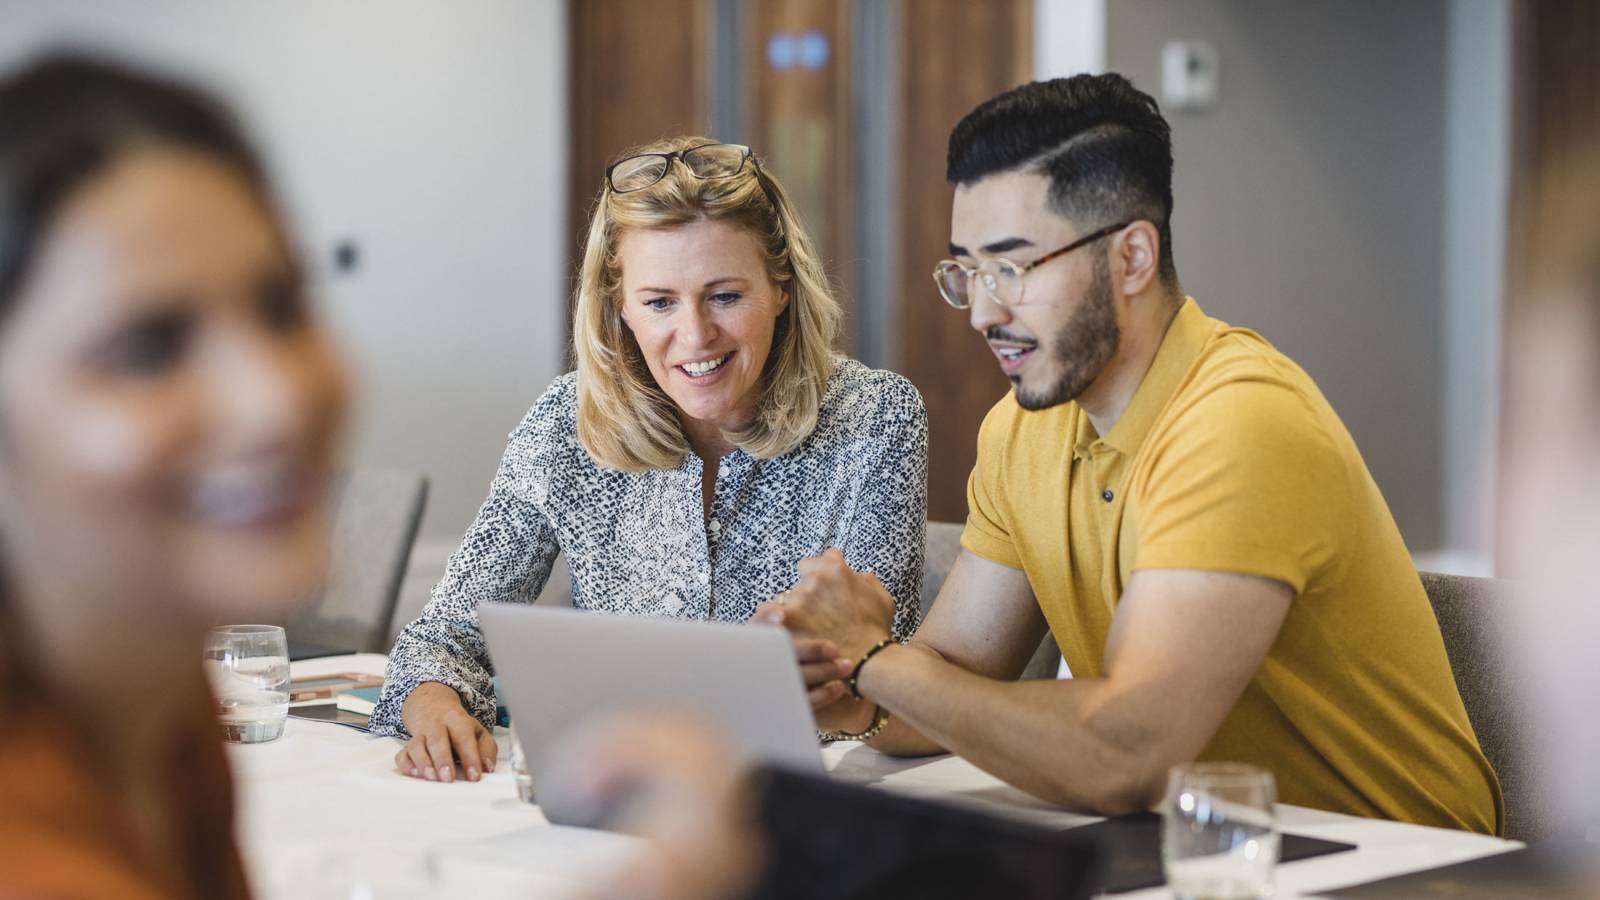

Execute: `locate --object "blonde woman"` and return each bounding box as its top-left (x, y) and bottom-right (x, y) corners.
top-left (375, 137), bottom-right (928, 782)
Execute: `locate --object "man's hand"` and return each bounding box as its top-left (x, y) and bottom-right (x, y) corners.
top-left (751, 548), bottom-right (895, 662)
top-left (765, 634), bottom-right (876, 733)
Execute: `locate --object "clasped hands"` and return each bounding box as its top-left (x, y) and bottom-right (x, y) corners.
top-left (751, 548), bottom-right (895, 730)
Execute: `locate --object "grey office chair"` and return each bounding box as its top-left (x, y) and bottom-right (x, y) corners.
top-left (536, 552), bottom-right (573, 607)
top-left (1418, 570), bottom-right (1556, 842)
top-left (281, 468), bottom-right (428, 656)
top-left (924, 520), bottom-right (1061, 680)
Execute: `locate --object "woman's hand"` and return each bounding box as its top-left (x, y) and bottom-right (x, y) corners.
top-left (788, 636), bottom-right (877, 734)
top-left (791, 637), bottom-right (854, 709)
top-left (395, 681), bottom-right (498, 782)
top-left (753, 549), bottom-right (895, 662)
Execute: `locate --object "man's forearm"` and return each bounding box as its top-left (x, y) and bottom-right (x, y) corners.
top-left (856, 644), bottom-right (1167, 813)
top-left (860, 644), bottom-right (952, 756)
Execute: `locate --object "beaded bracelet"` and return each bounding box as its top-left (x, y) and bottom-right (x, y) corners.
top-left (847, 638), bottom-right (896, 699)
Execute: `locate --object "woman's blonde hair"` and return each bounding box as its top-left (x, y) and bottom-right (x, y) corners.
top-left (573, 136), bottom-right (841, 471)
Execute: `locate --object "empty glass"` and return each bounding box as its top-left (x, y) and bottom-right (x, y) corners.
top-left (1162, 762), bottom-right (1279, 900)
top-left (508, 726), bottom-right (534, 803)
top-left (205, 624), bottom-right (290, 743)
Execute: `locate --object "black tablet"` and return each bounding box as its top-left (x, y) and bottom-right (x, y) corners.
top-left (741, 767), bottom-right (1100, 900)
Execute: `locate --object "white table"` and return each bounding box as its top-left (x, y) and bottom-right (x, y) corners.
top-left (230, 654), bottom-right (1519, 898)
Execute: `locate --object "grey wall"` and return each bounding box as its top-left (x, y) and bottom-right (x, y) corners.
top-left (0, 0), bottom-right (569, 545)
top-left (1441, 0), bottom-right (1510, 567)
top-left (1108, 0), bottom-right (1448, 550)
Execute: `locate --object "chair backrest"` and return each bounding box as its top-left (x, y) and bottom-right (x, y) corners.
top-left (286, 468), bottom-right (428, 653)
top-left (923, 520), bottom-right (1061, 680)
top-left (537, 552), bottom-right (573, 607)
top-left (922, 521), bottom-right (966, 618)
top-left (1417, 569), bottom-right (1555, 841)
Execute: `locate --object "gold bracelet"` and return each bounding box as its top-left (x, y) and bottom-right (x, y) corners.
top-left (818, 705), bottom-right (891, 744)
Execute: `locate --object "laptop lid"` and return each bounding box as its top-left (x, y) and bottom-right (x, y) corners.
top-left (480, 603), bottom-right (825, 786)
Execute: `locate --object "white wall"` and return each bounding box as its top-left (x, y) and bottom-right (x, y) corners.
top-left (1034, 0), bottom-right (1105, 79)
top-left (1035, 0), bottom-right (1514, 561)
top-left (0, 0), bottom-right (569, 544)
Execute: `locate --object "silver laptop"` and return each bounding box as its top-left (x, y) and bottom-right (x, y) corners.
top-left (480, 603), bottom-right (825, 787)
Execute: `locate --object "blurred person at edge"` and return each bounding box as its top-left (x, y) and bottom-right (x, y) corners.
top-left (1502, 143), bottom-right (1600, 864)
top-left (0, 52), bottom-right (348, 899)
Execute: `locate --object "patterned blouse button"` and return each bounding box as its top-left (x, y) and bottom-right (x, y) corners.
top-left (709, 518), bottom-right (721, 535)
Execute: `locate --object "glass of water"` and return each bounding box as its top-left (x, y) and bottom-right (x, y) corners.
top-left (205, 624), bottom-right (290, 743)
top-left (508, 725), bottom-right (534, 803)
top-left (1162, 762), bottom-right (1279, 900)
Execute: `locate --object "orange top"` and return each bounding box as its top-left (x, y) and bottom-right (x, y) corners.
top-left (0, 669), bottom-right (252, 900)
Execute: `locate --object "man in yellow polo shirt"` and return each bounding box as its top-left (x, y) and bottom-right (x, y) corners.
top-left (758, 74), bottom-right (1502, 834)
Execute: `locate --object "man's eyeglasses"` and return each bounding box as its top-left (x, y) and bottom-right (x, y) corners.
top-left (606, 143), bottom-right (758, 193)
top-left (931, 221), bottom-right (1131, 309)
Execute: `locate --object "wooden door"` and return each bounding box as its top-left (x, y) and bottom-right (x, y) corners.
top-left (895, 0), bottom-right (1033, 523)
top-left (744, 0), bottom-right (856, 344)
top-left (568, 0), bottom-right (1035, 527)
top-left (566, 0), bottom-right (711, 355)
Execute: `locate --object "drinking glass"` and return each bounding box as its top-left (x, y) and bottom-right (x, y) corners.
top-left (205, 624), bottom-right (290, 743)
top-left (508, 725), bottom-right (535, 803)
top-left (1161, 762), bottom-right (1279, 900)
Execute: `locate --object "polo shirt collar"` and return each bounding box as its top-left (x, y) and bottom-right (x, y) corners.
top-left (1077, 296), bottom-right (1210, 458)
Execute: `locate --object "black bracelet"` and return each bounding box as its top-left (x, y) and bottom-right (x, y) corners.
top-left (847, 638), bottom-right (896, 699)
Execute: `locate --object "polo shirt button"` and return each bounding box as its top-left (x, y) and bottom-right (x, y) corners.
top-left (1101, 488), bottom-right (1114, 503)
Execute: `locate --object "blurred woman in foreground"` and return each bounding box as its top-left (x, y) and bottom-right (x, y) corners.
top-left (0, 53), bottom-right (347, 898)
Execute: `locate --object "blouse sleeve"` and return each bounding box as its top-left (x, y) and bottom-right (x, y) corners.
top-left (368, 389), bottom-right (568, 736)
top-left (839, 376), bottom-right (928, 642)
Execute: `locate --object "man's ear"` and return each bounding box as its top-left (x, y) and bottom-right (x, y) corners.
top-left (1116, 221), bottom-right (1162, 296)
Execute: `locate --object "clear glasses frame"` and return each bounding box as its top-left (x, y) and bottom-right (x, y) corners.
top-left (931, 220), bottom-right (1132, 309)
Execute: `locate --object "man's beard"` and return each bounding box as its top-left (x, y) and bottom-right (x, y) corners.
top-left (1013, 253), bottom-right (1120, 411)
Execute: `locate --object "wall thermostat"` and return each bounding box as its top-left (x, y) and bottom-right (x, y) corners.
top-left (1162, 41), bottom-right (1220, 111)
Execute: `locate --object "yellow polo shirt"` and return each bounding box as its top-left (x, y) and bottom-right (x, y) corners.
top-left (962, 298), bottom-right (1503, 834)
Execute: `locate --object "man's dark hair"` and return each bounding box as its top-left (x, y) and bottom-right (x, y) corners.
top-left (0, 50), bottom-right (274, 324)
top-left (947, 74), bottom-right (1178, 285)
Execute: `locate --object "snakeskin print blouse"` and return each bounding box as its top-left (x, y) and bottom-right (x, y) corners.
top-left (371, 358), bottom-right (928, 736)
